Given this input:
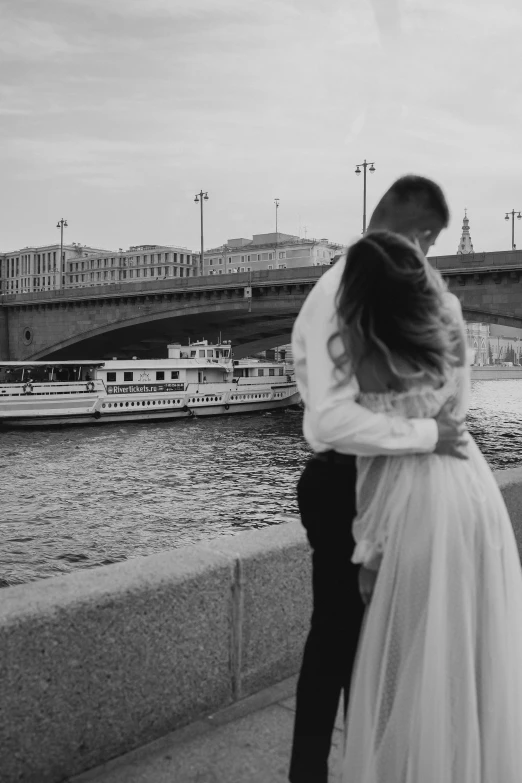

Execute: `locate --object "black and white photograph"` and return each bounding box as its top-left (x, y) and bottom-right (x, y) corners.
top-left (1, 0), bottom-right (522, 781)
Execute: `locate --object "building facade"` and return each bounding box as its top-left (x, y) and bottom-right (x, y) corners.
top-left (0, 243), bottom-right (111, 295)
top-left (0, 243), bottom-right (196, 294)
top-left (64, 245), bottom-right (196, 289)
top-left (466, 322), bottom-right (522, 365)
top-left (201, 232), bottom-right (342, 276)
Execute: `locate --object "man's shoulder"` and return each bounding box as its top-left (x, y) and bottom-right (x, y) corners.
top-left (304, 254), bottom-right (347, 304)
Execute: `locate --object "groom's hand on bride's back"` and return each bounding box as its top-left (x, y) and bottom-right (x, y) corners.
top-left (434, 401), bottom-right (468, 459)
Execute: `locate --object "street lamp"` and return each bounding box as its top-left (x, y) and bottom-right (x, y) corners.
top-left (505, 209), bottom-right (522, 250)
top-left (194, 191), bottom-right (209, 276)
top-left (274, 198), bottom-right (280, 236)
top-left (56, 218), bottom-right (68, 289)
top-left (355, 160), bottom-right (376, 234)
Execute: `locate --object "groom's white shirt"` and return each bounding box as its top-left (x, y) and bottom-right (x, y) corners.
top-left (291, 251), bottom-right (438, 457)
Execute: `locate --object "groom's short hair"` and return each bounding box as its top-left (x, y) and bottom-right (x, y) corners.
top-left (368, 175), bottom-right (450, 234)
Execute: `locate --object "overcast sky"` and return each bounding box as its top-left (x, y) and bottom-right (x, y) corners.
top-left (1, 0), bottom-right (521, 257)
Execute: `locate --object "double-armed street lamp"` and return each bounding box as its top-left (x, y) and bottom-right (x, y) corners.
top-left (194, 191), bottom-right (209, 276)
top-left (505, 209), bottom-right (522, 250)
top-left (355, 160), bottom-right (376, 234)
top-left (56, 218), bottom-right (68, 289)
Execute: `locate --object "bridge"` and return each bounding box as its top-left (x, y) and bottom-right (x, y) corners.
top-left (1, 249), bottom-right (522, 361)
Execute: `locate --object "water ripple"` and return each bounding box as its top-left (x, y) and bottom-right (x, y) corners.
top-left (1, 381), bottom-right (521, 586)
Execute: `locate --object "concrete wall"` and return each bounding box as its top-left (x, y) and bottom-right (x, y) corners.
top-left (2, 467), bottom-right (522, 783)
top-left (0, 519), bottom-right (312, 783)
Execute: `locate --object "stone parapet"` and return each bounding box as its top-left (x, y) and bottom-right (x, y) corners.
top-left (2, 467), bottom-right (522, 783)
top-left (0, 519), bottom-right (311, 783)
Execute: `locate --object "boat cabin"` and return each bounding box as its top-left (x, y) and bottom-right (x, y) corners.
top-left (232, 358), bottom-right (288, 384)
top-left (0, 361), bottom-right (103, 386)
top-left (96, 340), bottom-right (235, 389)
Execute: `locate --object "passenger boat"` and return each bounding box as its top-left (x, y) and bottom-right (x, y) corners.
top-left (0, 340), bottom-right (300, 427)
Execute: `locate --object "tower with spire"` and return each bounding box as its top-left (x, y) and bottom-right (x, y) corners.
top-left (457, 209), bottom-right (474, 254)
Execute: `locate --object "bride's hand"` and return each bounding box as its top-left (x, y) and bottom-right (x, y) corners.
top-left (359, 566), bottom-right (378, 605)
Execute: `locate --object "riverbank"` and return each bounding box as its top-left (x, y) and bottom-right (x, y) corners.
top-left (3, 467), bottom-right (522, 783)
top-left (471, 366), bottom-right (522, 380)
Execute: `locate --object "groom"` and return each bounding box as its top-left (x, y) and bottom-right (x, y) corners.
top-left (288, 175), bottom-right (468, 783)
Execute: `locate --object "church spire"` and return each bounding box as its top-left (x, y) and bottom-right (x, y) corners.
top-left (457, 208), bottom-right (474, 254)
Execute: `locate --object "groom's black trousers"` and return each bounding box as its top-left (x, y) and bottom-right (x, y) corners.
top-left (289, 453), bottom-right (365, 783)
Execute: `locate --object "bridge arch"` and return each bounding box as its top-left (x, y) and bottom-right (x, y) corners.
top-left (26, 296), bottom-right (301, 361)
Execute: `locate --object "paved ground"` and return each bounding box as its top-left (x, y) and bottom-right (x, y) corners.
top-left (69, 675), bottom-right (345, 783)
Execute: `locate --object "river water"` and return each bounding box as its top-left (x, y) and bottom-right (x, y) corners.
top-left (2, 379), bottom-right (522, 587)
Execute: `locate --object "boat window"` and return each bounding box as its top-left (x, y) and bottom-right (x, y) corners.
top-left (269, 369), bottom-right (275, 376)
top-left (278, 368), bottom-right (284, 375)
top-left (206, 350), bottom-right (213, 357)
top-left (107, 372), bottom-right (116, 382)
top-left (124, 372), bottom-right (133, 381)
top-left (171, 371), bottom-right (179, 379)
top-left (199, 350), bottom-right (205, 358)
top-left (156, 371), bottom-right (165, 380)
top-left (223, 350), bottom-right (230, 357)
top-left (258, 369), bottom-right (265, 376)
top-left (190, 351), bottom-right (196, 357)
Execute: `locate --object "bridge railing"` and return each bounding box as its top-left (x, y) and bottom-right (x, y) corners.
top-left (0, 266), bottom-right (326, 306)
top-left (430, 248), bottom-right (522, 271)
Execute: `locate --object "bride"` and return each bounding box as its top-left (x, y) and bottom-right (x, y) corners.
top-left (332, 231), bottom-right (522, 782)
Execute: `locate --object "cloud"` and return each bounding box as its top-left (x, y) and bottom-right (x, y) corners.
top-left (0, 14), bottom-right (90, 61)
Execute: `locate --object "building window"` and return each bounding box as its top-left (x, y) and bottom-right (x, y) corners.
top-left (269, 369), bottom-right (275, 376)
top-left (219, 259), bottom-right (223, 264)
top-left (279, 252), bottom-right (285, 258)
top-left (156, 371), bottom-right (165, 380)
top-left (258, 369), bottom-right (265, 376)
top-left (107, 372), bottom-right (116, 382)
top-left (180, 254), bottom-right (184, 263)
top-left (171, 371), bottom-right (179, 379)
top-left (278, 264), bottom-right (287, 269)
top-left (268, 265), bottom-right (273, 270)
top-left (124, 372), bottom-right (133, 381)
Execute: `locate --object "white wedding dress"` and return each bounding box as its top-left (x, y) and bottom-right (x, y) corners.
top-left (341, 363), bottom-right (522, 783)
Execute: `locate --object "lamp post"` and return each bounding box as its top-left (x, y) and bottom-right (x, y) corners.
top-left (274, 198), bottom-right (279, 236)
top-left (505, 209), bottom-right (522, 250)
top-left (194, 191), bottom-right (209, 276)
top-left (355, 160), bottom-right (376, 234)
top-left (56, 218), bottom-right (68, 289)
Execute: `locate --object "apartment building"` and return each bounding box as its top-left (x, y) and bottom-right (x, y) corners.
top-left (64, 244), bottom-right (196, 288)
top-left (0, 243), bottom-right (111, 294)
top-left (201, 232), bottom-right (342, 275)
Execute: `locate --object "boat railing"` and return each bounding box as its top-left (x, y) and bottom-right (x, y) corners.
top-left (0, 380), bottom-right (104, 397)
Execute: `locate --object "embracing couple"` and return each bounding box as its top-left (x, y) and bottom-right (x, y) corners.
top-left (289, 175), bottom-right (522, 782)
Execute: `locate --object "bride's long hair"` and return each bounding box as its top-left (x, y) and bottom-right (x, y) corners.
top-left (328, 231), bottom-right (458, 385)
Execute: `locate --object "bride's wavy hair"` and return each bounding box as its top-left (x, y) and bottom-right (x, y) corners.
top-left (329, 231), bottom-right (458, 384)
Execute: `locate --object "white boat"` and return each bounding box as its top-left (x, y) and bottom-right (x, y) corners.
top-left (0, 340), bottom-right (300, 427)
